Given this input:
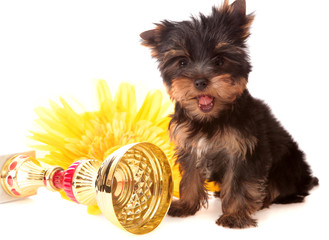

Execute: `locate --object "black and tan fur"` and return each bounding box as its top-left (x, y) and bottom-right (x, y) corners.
top-left (140, 0), bottom-right (318, 228)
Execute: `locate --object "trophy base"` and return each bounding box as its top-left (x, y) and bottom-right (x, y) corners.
top-left (0, 151), bottom-right (35, 203)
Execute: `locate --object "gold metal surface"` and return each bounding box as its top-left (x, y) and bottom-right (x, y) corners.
top-left (96, 142), bottom-right (173, 235)
top-left (72, 159), bottom-right (101, 205)
top-left (1, 143), bottom-right (173, 235)
top-left (0, 154), bottom-right (63, 198)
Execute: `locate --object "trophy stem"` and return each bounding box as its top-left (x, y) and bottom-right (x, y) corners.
top-left (62, 160), bottom-right (101, 205)
top-left (0, 154), bottom-right (101, 206)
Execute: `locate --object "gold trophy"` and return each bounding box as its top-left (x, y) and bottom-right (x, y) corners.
top-left (0, 142), bottom-right (173, 235)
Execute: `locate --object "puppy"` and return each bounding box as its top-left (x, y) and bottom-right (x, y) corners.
top-left (140, 0), bottom-right (318, 228)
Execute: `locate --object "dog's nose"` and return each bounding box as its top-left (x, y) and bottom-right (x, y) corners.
top-left (194, 78), bottom-right (208, 91)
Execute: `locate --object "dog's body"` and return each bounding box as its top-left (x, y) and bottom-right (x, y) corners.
top-left (141, 0), bottom-right (318, 228)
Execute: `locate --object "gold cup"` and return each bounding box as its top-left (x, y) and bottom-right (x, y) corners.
top-left (0, 142), bottom-right (173, 235)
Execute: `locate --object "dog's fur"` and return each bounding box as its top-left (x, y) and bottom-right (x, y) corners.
top-left (140, 0), bottom-right (318, 228)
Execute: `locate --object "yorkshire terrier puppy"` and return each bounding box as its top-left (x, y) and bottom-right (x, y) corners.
top-left (140, 0), bottom-right (318, 228)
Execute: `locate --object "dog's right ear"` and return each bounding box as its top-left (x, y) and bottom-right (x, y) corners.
top-left (140, 29), bottom-right (159, 48)
top-left (140, 27), bottom-right (162, 58)
top-left (140, 21), bottom-right (173, 47)
top-left (140, 22), bottom-right (173, 58)
top-left (140, 22), bottom-right (168, 49)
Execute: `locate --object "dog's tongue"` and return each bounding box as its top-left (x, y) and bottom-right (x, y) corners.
top-left (199, 95), bottom-right (213, 106)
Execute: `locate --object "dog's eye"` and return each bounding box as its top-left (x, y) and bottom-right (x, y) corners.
top-left (178, 58), bottom-right (188, 68)
top-left (215, 56), bottom-right (225, 66)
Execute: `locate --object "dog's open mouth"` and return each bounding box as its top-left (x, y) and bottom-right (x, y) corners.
top-left (198, 95), bottom-right (214, 112)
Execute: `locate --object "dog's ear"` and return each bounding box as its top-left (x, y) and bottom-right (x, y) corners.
top-left (140, 26), bottom-right (163, 58)
top-left (219, 0), bottom-right (246, 16)
top-left (230, 0), bottom-right (246, 16)
top-left (140, 29), bottom-right (159, 48)
top-left (218, 0), bottom-right (254, 42)
top-left (140, 22), bottom-right (169, 48)
top-left (231, 0), bottom-right (254, 41)
top-left (140, 21), bottom-right (174, 58)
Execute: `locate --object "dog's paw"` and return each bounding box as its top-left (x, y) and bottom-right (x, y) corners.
top-left (167, 200), bottom-right (199, 217)
top-left (216, 214), bottom-right (257, 229)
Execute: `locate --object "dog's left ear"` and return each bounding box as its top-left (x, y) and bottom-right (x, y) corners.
top-left (230, 0), bottom-right (246, 16)
top-left (227, 0), bottom-right (254, 41)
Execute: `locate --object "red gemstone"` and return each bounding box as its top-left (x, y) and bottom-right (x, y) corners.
top-left (9, 161), bottom-right (17, 170)
top-left (7, 175), bottom-right (13, 186)
top-left (43, 177), bottom-right (47, 186)
top-left (11, 189), bottom-right (20, 196)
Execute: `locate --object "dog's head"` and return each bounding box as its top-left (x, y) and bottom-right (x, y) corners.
top-left (141, 0), bottom-right (254, 121)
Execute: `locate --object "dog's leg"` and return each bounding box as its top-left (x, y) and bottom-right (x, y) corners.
top-left (168, 166), bottom-right (208, 217)
top-left (216, 160), bottom-right (266, 228)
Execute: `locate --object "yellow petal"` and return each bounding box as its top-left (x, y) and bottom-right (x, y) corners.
top-left (114, 83), bottom-right (137, 114)
top-left (134, 90), bottom-right (162, 123)
top-left (96, 79), bottom-right (114, 123)
top-left (87, 205), bottom-right (102, 215)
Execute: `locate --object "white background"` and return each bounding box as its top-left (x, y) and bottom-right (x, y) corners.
top-left (0, 0), bottom-right (328, 239)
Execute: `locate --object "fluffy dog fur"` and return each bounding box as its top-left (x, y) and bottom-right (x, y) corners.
top-left (140, 0), bottom-right (318, 228)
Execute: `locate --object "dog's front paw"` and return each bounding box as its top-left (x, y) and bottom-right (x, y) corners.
top-left (216, 214), bottom-right (257, 228)
top-left (168, 200), bottom-right (199, 217)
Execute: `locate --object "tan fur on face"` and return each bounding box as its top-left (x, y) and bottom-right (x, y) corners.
top-left (168, 75), bottom-right (247, 121)
top-left (211, 74), bottom-right (247, 103)
top-left (169, 74), bottom-right (253, 160)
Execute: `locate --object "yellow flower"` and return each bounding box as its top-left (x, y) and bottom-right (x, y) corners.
top-left (29, 80), bottom-right (219, 214)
